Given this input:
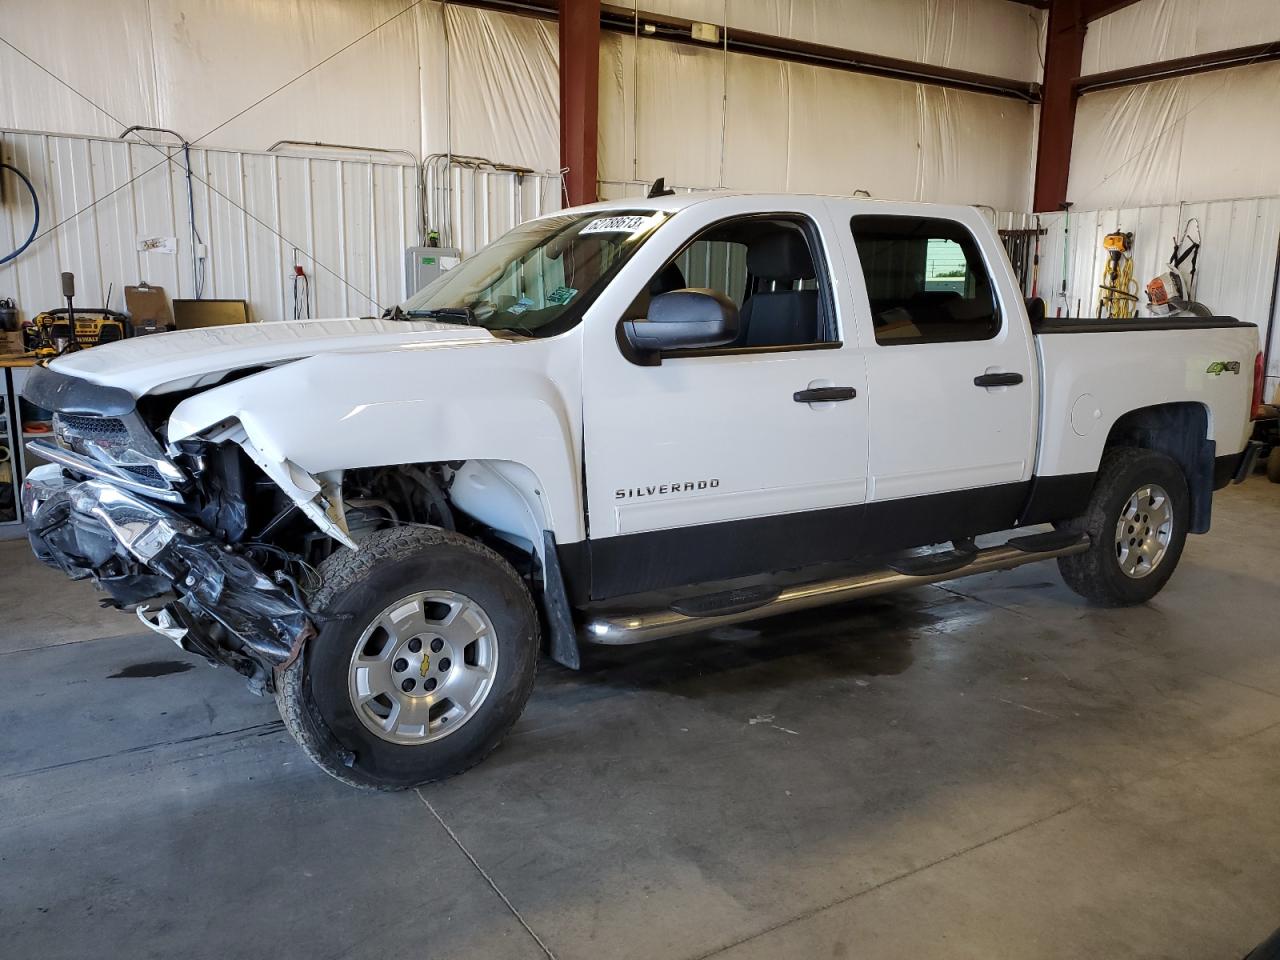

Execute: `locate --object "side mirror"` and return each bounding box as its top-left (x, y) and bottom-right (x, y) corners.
top-left (621, 288), bottom-right (739, 359)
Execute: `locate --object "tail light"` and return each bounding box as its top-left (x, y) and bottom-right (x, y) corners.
top-left (1253, 351), bottom-right (1266, 417)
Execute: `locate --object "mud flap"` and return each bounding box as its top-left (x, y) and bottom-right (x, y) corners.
top-left (541, 531), bottom-right (581, 670)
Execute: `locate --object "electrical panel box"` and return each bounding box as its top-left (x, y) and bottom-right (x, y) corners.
top-left (405, 247), bottom-right (461, 298)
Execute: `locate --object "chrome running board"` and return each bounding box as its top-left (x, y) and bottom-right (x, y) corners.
top-left (580, 535), bottom-right (1089, 645)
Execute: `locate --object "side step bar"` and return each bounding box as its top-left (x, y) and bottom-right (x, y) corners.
top-left (580, 534), bottom-right (1089, 646)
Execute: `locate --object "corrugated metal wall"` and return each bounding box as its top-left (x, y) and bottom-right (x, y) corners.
top-left (425, 157), bottom-right (563, 257)
top-left (1006, 198), bottom-right (1280, 395)
top-left (0, 129), bottom-right (564, 324)
top-left (1, 129), bottom-right (420, 323)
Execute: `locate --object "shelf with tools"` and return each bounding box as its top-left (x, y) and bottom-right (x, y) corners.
top-left (0, 362), bottom-right (45, 536)
top-left (0, 379), bottom-right (20, 528)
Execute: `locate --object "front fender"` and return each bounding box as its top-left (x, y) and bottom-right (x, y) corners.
top-left (166, 339), bottom-right (585, 544)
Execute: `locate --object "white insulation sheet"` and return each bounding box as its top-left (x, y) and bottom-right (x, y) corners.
top-left (1070, 0), bottom-right (1280, 211)
top-left (1082, 0), bottom-right (1280, 75)
top-left (1, 0), bottom-right (1040, 210)
top-left (598, 33), bottom-right (1037, 210)
top-left (1069, 61), bottom-right (1280, 211)
top-left (0, 0), bottom-right (561, 172)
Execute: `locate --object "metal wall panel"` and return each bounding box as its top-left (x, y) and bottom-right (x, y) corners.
top-left (0, 129), bottom-right (419, 323)
top-left (425, 158), bottom-right (562, 257)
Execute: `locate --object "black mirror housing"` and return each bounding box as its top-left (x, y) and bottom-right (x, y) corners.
top-left (622, 288), bottom-right (739, 358)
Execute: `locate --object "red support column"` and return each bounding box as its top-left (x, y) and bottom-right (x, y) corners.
top-left (1032, 0), bottom-right (1086, 212)
top-left (1033, 0), bottom-right (1143, 211)
top-left (559, 0), bottom-right (600, 207)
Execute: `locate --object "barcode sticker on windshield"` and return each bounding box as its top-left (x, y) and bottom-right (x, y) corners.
top-left (580, 215), bottom-right (656, 235)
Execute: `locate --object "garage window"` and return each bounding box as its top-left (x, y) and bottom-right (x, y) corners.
top-left (850, 215), bottom-right (1000, 345)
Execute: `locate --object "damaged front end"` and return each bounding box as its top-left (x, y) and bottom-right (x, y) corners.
top-left (24, 466), bottom-right (313, 693)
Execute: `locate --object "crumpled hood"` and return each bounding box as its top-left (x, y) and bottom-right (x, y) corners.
top-left (49, 317), bottom-right (497, 396)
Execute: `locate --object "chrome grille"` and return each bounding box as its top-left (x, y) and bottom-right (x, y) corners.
top-left (119, 464), bottom-right (165, 483)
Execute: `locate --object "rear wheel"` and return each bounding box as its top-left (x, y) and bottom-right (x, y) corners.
top-left (1057, 447), bottom-right (1189, 606)
top-left (276, 526), bottom-right (538, 790)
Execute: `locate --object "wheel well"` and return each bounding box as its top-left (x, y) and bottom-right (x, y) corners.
top-left (340, 462), bottom-right (458, 534)
top-left (338, 460), bottom-right (581, 670)
top-left (1104, 402), bottom-right (1214, 533)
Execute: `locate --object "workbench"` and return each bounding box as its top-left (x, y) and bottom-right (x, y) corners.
top-left (0, 353), bottom-right (45, 539)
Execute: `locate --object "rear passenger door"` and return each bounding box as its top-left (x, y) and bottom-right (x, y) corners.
top-left (837, 209), bottom-right (1038, 544)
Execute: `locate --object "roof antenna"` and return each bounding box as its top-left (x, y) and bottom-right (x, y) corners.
top-left (647, 177), bottom-right (675, 198)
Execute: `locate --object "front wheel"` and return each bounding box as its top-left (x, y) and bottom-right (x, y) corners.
top-left (1057, 447), bottom-right (1189, 607)
top-left (276, 526), bottom-right (539, 790)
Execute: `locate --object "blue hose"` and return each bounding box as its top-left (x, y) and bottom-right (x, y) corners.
top-left (1, 162), bottom-right (39, 266)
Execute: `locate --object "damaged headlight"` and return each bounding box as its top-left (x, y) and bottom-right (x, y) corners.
top-left (67, 482), bottom-right (201, 561)
top-left (53, 412), bottom-right (185, 491)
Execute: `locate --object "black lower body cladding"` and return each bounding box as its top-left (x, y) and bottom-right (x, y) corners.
top-left (24, 469), bottom-right (313, 676)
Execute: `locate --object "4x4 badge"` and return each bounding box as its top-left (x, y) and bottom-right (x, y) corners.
top-left (1205, 361), bottom-right (1241, 376)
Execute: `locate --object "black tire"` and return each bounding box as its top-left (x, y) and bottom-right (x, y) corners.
top-left (276, 526), bottom-right (538, 790)
top-left (1267, 447), bottom-right (1280, 483)
top-left (1057, 447), bottom-right (1189, 607)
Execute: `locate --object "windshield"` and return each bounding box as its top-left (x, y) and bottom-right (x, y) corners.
top-left (394, 210), bottom-right (666, 336)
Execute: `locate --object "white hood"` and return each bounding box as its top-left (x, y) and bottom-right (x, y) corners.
top-left (49, 317), bottom-right (496, 395)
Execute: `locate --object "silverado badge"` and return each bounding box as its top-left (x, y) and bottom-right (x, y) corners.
top-left (616, 479), bottom-right (721, 499)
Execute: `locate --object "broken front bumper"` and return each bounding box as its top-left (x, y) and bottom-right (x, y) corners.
top-left (23, 465), bottom-right (314, 682)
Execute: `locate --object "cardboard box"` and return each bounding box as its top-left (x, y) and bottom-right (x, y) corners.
top-left (1, 330), bottom-right (24, 354)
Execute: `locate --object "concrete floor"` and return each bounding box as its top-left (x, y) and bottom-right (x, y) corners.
top-left (1, 479), bottom-right (1278, 960)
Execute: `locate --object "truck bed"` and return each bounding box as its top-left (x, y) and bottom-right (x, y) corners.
top-left (1030, 314), bottom-right (1259, 486)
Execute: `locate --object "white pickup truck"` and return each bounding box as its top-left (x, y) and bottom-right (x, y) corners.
top-left (22, 192), bottom-right (1263, 789)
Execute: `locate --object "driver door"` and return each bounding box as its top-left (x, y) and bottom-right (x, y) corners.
top-left (579, 197), bottom-right (870, 600)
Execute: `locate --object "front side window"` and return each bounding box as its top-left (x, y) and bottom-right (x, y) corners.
top-left (850, 215), bottom-right (1000, 345)
top-left (628, 216), bottom-right (836, 350)
top-left (395, 211), bottom-right (665, 337)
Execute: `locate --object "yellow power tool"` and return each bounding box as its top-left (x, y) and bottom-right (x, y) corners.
top-left (22, 271), bottom-right (132, 357)
top-left (24, 308), bottom-right (132, 356)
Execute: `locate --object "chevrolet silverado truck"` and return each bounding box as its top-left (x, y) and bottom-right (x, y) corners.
top-left (21, 193), bottom-right (1264, 789)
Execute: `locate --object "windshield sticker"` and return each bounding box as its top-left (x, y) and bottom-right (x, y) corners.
top-left (547, 286), bottom-right (578, 306)
top-left (508, 295), bottom-right (534, 315)
top-left (579, 214), bottom-right (659, 236)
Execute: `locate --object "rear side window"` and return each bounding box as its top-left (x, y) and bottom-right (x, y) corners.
top-left (850, 215), bottom-right (1000, 345)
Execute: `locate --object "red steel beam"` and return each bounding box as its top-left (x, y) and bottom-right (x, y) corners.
top-left (1075, 40), bottom-right (1280, 94)
top-left (1032, 0), bottom-right (1086, 211)
top-left (1079, 0), bottom-right (1143, 19)
top-left (559, 0), bottom-right (601, 206)
top-left (1032, 0), bottom-right (1189, 211)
